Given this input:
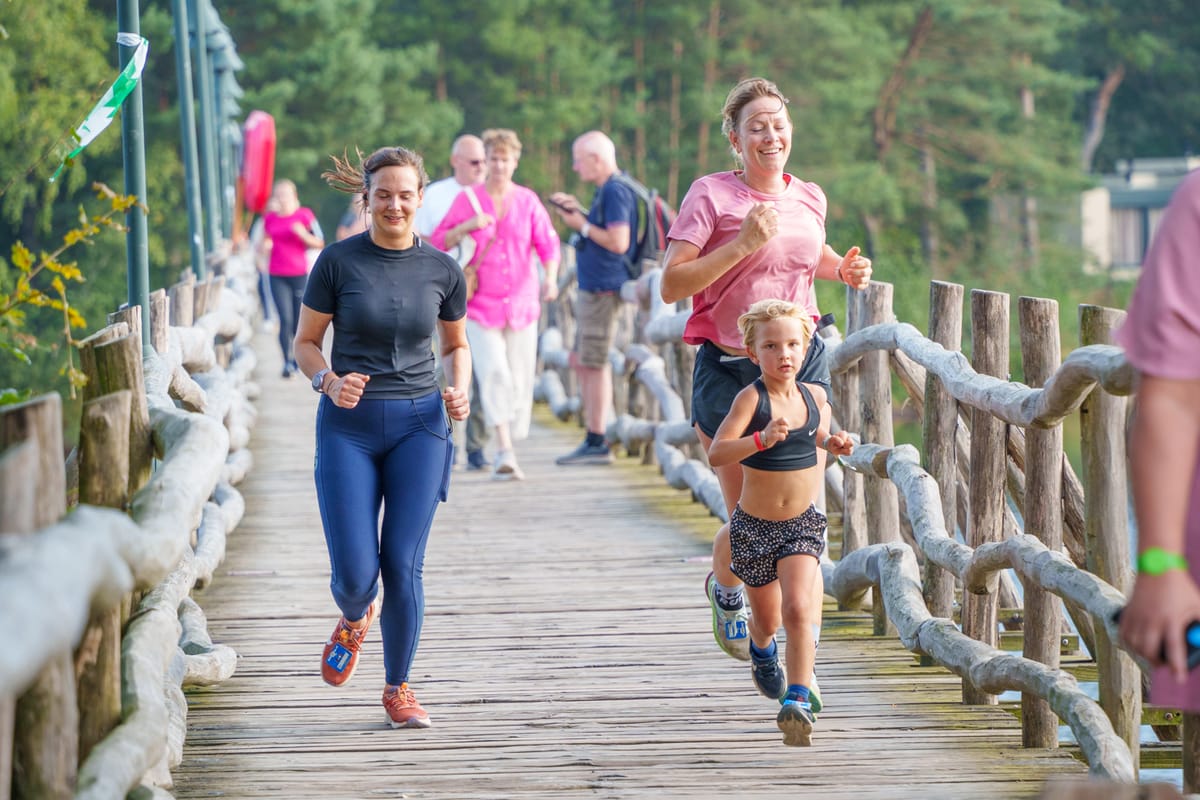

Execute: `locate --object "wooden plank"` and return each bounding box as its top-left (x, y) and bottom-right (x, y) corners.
top-left (173, 335), bottom-right (1090, 799)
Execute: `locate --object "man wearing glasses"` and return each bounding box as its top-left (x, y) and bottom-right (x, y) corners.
top-left (414, 134), bottom-right (487, 243)
top-left (415, 134), bottom-right (490, 470)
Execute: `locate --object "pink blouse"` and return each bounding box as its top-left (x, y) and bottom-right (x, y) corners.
top-left (430, 184), bottom-right (559, 330)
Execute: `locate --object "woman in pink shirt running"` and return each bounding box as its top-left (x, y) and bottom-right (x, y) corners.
top-left (431, 129), bottom-right (560, 480)
top-left (660, 77), bottom-right (872, 726)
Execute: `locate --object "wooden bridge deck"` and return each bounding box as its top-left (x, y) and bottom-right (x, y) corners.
top-left (172, 341), bottom-right (1088, 799)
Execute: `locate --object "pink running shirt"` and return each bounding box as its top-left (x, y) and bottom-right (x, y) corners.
top-left (1115, 168), bottom-right (1200, 711)
top-left (263, 207), bottom-right (318, 278)
top-left (668, 171), bottom-right (827, 352)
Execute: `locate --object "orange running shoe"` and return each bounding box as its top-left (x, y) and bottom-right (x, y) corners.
top-left (320, 598), bottom-right (378, 687)
top-left (383, 683), bottom-right (431, 729)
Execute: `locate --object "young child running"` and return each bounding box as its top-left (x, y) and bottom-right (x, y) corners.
top-left (707, 299), bottom-right (853, 746)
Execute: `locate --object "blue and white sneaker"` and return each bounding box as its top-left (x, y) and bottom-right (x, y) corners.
top-left (705, 571), bottom-right (750, 661)
top-left (750, 645), bottom-right (787, 700)
top-left (777, 699), bottom-right (815, 746)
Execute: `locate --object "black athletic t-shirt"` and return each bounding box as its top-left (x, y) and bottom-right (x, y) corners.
top-left (302, 232), bottom-right (468, 399)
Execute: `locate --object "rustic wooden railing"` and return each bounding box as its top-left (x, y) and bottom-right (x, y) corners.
top-left (0, 249), bottom-right (258, 799)
top-left (536, 260), bottom-right (1167, 787)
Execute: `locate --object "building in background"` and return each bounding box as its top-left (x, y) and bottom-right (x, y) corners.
top-left (1082, 156), bottom-right (1200, 278)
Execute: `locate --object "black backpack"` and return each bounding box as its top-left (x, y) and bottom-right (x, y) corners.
top-left (593, 172), bottom-right (676, 279)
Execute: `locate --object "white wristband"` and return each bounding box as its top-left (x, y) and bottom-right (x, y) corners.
top-left (580, 222), bottom-right (591, 239)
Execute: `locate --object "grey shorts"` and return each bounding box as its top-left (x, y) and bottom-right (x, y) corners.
top-left (730, 504), bottom-right (827, 588)
top-left (574, 290), bottom-right (623, 368)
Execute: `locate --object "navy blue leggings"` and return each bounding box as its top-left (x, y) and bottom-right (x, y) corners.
top-left (314, 390), bottom-right (453, 686)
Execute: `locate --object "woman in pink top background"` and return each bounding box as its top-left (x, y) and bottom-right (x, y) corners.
top-left (660, 77), bottom-right (872, 716)
top-left (1115, 168), bottom-right (1200, 711)
top-left (261, 178), bottom-right (324, 377)
top-left (431, 128), bottom-right (560, 480)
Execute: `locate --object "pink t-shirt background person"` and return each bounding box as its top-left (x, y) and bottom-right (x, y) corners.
top-left (429, 128), bottom-right (560, 481)
top-left (669, 171), bottom-right (828, 351)
top-left (1115, 168), bottom-right (1200, 711)
top-left (261, 179), bottom-right (324, 377)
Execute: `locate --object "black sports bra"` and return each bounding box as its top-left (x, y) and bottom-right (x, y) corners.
top-left (740, 379), bottom-right (819, 471)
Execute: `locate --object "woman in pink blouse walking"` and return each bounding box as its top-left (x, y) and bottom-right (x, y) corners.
top-left (431, 129), bottom-right (560, 480)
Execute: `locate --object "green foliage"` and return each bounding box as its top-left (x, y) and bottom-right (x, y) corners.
top-left (0, 183), bottom-right (139, 400)
top-left (1, 0), bottom-right (1194, 427)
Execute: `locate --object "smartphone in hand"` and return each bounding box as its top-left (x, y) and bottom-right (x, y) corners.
top-left (1113, 608), bottom-right (1200, 670)
top-left (547, 197), bottom-right (575, 215)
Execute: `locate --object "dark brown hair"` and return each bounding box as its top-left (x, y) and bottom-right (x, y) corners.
top-left (323, 146), bottom-right (429, 202)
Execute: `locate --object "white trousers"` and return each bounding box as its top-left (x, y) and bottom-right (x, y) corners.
top-left (465, 319), bottom-right (538, 441)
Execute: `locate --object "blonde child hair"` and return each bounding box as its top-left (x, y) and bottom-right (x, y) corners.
top-left (737, 299), bottom-right (816, 352)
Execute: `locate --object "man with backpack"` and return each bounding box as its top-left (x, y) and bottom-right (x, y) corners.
top-left (549, 131), bottom-right (639, 465)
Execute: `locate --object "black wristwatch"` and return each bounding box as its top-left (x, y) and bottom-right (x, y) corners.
top-left (312, 368), bottom-right (332, 393)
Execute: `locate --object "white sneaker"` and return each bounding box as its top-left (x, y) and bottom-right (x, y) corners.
top-left (705, 571), bottom-right (750, 661)
top-left (491, 450), bottom-right (524, 481)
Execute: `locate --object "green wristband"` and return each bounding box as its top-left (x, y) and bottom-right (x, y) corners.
top-left (1137, 547), bottom-right (1189, 576)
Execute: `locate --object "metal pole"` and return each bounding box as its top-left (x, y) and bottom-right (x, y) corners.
top-left (118, 0), bottom-right (151, 354)
top-left (189, 0), bottom-right (221, 253)
top-left (171, 0), bottom-right (206, 279)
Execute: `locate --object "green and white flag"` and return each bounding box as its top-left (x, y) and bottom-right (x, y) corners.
top-left (50, 34), bottom-right (149, 182)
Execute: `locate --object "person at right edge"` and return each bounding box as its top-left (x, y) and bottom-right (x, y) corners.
top-left (549, 130), bottom-right (639, 465)
top-left (1115, 168), bottom-right (1200, 708)
top-left (660, 77), bottom-right (872, 711)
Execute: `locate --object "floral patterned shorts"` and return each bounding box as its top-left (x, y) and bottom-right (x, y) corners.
top-left (730, 504), bottom-right (827, 588)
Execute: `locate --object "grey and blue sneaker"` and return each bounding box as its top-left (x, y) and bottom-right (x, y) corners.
top-left (704, 571), bottom-right (750, 661)
top-left (750, 644), bottom-right (787, 700)
top-left (777, 699), bottom-right (815, 746)
top-left (555, 440), bottom-right (614, 465)
top-left (779, 674), bottom-right (822, 715)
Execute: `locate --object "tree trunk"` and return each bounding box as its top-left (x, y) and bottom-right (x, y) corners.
top-left (1019, 67), bottom-right (1040, 270)
top-left (695, 0), bottom-right (721, 178)
top-left (1081, 64), bottom-right (1126, 174)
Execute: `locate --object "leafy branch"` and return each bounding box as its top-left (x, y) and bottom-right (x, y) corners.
top-left (0, 182), bottom-right (142, 400)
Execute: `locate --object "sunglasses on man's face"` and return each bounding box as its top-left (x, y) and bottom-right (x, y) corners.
top-left (467, 159), bottom-right (485, 167)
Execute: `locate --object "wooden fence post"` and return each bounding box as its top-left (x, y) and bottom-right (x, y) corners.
top-left (1185, 714), bottom-right (1200, 793)
top-left (963, 289), bottom-right (1008, 705)
top-left (922, 281), bottom-right (963, 623)
top-left (1079, 303), bottom-right (1139, 766)
top-left (108, 304), bottom-right (143, 354)
top-left (75, 391), bottom-right (132, 762)
top-left (78, 327), bottom-right (152, 495)
top-left (838, 286), bottom-right (868, 571)
top-left (0, 437), bottom-right (36, 800)
top-left (1019, 296), bottom-right (1065, 748)
top-left (861, 282), bottom-right (901, 635)
top-left (149, 288), bottom-right (170, 355)
top-left (170, 275), bottom-right (195, 329)
top-left (0, 394), bottom-right (77, 798)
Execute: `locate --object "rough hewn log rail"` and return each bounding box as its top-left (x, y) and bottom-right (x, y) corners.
top-left (830, 441), bottom-right (1134, 780)
top-left (534, 265), bottom-right (1156, 777)
top-left (828, 320), bottom-right (1136, 422)
top-left (0, 252), bottom-right (260, 798)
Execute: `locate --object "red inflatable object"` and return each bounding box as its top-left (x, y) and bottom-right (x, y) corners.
top-left (241, 110), bottom-right (276, 214)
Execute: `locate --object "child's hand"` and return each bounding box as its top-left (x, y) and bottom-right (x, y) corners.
top-left (764, 417), bottom-right (789, 448)
top-left (823, 431), bottom-right (854, 456)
